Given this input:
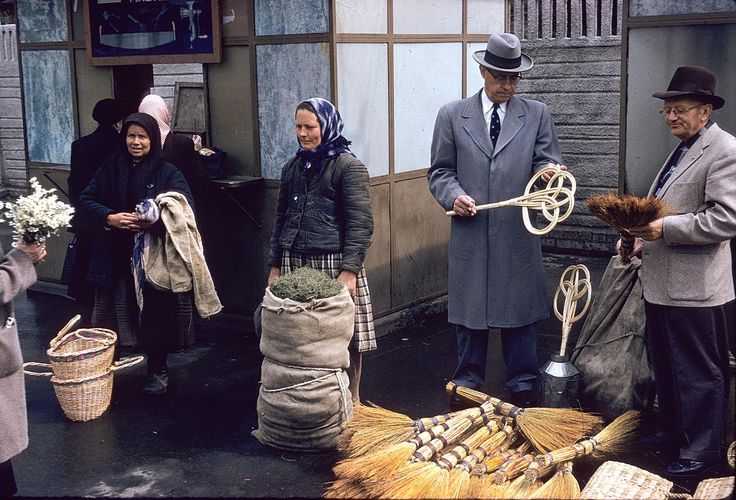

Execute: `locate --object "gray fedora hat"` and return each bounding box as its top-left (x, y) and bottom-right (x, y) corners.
top-left (652, 65), bottom-right (724, 110)
top-left (473, 33), bottom-right (533, 72)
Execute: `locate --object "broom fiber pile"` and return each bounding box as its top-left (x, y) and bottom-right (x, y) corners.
top-left (325, 389), bottom-right (639, 499)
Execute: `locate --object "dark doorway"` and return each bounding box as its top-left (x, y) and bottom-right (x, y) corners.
top-left (113, 65), bottom-right (154, 117)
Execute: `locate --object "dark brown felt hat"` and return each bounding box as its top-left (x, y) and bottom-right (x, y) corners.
top-left (652, 65), bottom-right (724, 110)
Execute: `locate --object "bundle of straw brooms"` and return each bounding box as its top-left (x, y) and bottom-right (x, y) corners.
top-left (325, 385), bottom-right (640, 499)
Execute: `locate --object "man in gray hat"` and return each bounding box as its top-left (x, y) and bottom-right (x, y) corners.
top-left (428, 33), bottom-right (566, 408)
top-left (626, 65), bottom-right (735, 479)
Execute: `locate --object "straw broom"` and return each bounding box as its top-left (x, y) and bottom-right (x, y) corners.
top-left (338, 402), bottom-right (477, 458)
top-left (502, 462), bottom-right (555, 499)
top-left (463, 434), bottom-right (519, 499)
top-left (392, 418), bottom-right (502, 499)
top-left (373, 414), bottom-right (497, 499)
top-left (529, 461), bottom-right (580, 499)
top-left (446, 382), bottom-right (603, 452)
top-left (494, 452), bottom-right (535, 484)
top-left (447, 425), bottom-right (517, 499)
top-left (467, 442), bottom-right (531, 499)
top-left (534, 410), bottom-right (641, 468)
top-left (585, 193), bottom-right (671, 263)
top-left (333, 409), bottom-right (497, 486)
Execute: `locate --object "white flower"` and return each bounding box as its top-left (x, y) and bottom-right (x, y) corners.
top-left (0, 177), bottom-right (74, 243)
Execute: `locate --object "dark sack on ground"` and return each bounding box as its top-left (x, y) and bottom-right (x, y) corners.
top-left (571, 256), bottom-right (654, 420)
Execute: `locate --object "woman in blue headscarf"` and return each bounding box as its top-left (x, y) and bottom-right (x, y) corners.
top-left (267, 98), bottom-right (375, 401)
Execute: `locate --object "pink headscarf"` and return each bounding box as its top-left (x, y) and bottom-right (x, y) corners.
top-left (138, 94), bottom-right (170, 147)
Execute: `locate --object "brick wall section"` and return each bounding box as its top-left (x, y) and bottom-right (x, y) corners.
top-left (151, 63), bottom-right (203, 111)
top-left (512, 0), bottom-right (622, 254)
top-left (0, 24), bottom-right (26, 196)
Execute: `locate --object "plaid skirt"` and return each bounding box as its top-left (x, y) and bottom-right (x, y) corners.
top-left (280, 250), bottom-right (376, 352)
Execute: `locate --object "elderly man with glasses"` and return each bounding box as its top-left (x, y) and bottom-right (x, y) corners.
top-left (428, 32), bottom-right (567, 409)
top-left (626, 65), bottom-right (736, 479)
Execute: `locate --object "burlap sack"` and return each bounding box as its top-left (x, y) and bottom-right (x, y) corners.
top-left (571, 256), bottom-right (654, 420)
top-left (253, 357), bottom-right (353, 451)
top-left (259, 286), bottom-right (354, 369)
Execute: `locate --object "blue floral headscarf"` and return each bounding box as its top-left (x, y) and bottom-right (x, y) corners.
top-left (295, 97), bottom-right (352, 172)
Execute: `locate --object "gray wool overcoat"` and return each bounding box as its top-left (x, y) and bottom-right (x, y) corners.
top-left (0, 248), bottom-right (37, 463)
top-left (428, 91), bottom-right (562, 329)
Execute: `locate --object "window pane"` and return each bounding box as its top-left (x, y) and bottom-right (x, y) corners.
top-left (629, 0), bottom-right (736, 16)
top-left (393, 0), bottom-right (461, 34)
top-left (336, 0), bottom-right (387, 33)
top-left (337, 44), bottom-right (389, 177)
top-left (466, 42), bottom-right (486, 97)
top-left (467, 0), bottom-right (505, 34)
top-left (256, 43), bottom-right (331, 179)
top-left (394, 43), bottom-right (462, 173)
top-left (21, 51), bottom-right (74, 164)
top-left (255, 0), bottom-right (329, 35)
top-left (17, 0), bottom-right (68, 43)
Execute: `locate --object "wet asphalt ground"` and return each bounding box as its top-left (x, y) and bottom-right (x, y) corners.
top-left (9, 253), bottom-right (735, 498)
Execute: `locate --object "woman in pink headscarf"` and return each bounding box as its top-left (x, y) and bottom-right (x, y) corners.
top-left (138, 94), bottom-right (208, 206)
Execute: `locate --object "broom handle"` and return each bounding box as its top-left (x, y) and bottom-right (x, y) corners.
top-left (456, 426), bottom-right (514, 472)
top-left (446, 382), bottom-right (524, 417)
top-left (535, 439), bottom-right (596, 467)
top-left (413, 410), bottom-right (493, 462)
top-left (436, 420), bottom-right (500, 470)
top-left (49, 314), bottom-right (82, 348)
top-left (415, 407), bottom-right (478, 433)
top-left (553, 265), bottom-right (591, 356)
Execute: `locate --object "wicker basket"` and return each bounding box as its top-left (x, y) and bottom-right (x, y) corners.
top-left (47, 328), bottom-right (117, 380)
top-left (728, 441), bottom-right (735, 469)
top-left (580, 461), bottom-right (673, 499)
top-left (693, 476), bottom-right (735, 500)
top-left (24, 356), bottom-right (143, 422)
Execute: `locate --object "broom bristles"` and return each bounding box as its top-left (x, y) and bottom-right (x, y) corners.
top-left (592, 409), bottom-right (641, 457)
top-left (518, 407), bottom-right (603, 452)
top-left (372, 461), bottom-right (438, 499)
top-left (338, 402), bottom-right (416, 457)
top-left (332, 441), bottom-right (416, 484)
top-left (529, 462), bottom-right (580, 499)
top-left (502, 473), bottom-right (544, 499)
top-left (585, 193), bottom-right (670, 230)
top-left (323, 478), bottom-right (369, 499)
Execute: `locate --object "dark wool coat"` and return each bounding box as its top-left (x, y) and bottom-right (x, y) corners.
top-left (0, 248), bottom-right (37, 463)
top-left (428, 91), bottom-right (562, 329)
top-left (268, 153), bottom-right (373, 274)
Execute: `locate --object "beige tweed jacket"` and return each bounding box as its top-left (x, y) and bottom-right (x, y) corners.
top-left (640, 122), bottom-right (736, 307)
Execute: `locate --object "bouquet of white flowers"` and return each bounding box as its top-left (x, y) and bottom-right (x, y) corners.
top-left (0, 177), bottom-right (74, 244)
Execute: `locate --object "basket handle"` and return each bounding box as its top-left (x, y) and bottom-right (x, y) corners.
top-left (22, 362), bottom-right (54, 378)
top-left (49, 314), bottom-right (82, 349)
top-left (110, 356), bottom-right (144, 372)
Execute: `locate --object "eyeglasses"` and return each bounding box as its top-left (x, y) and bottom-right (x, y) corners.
top-left (659, 104), bottom-right (702, 117)
top-left (488, 70), bottom-right (522, 84)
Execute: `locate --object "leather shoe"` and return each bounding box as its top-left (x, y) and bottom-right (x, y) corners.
top-left (638, 432), bottom-right (679, 450)
top-left (664, 459), bottom-right (720, 479)
top-left (509, 390), bottom-right (537, 408)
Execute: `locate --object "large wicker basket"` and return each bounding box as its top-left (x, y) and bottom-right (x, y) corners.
top-left (693, 476), bottom-right (735, 500)
top-left (46, 315), bottom-right (117, 380)
top-left (580, 461), bottom-right (673, 499)
top-left (24, 356), bottom-right (143, 422)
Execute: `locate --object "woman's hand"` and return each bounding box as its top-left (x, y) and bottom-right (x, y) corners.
top-left (16, 240), bottom-right (47, 264)
top-left (539, 163), bottom-right (568, 183)
top-left (267, 266), bottom-right (280, 284)
top-left (337, 270), bottom-right (358, 298)
top-left (616, 236), bottom-right (644, 261)
top-left (106, 212), bottom-right (142, 232)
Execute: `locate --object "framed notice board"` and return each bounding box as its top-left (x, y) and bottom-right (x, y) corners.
top-left (84, 0), bottom-right (221, 66)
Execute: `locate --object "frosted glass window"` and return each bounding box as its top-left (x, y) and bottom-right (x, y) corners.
top-left (21, 51), bottom-right (74, 164)
top-left (256, 43), bottom-right (331, 179)
top-left (629, 0), bottom-right (736, 17)
top-left (393, 0), bottom-right (461, 34)
top-left (467, 0), bottom-right (505, 34)
top-left (337, 44), bottom-right (389, 177)
top-left (336, 0), bottom-right (387, 34)
top-left (466, 42), bottom-right (487, 97)
top-left (17, 0), bottom-right (68, 43)
top-left (255, 0), bottom-right (329, 35)
top-left (394, 43), bottom-right (462, 173)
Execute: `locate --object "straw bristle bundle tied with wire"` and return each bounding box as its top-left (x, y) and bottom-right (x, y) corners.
top-left (325, 387), bottom-right (634, 499)
top-left (585, 193), bottom-right (671, 263)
